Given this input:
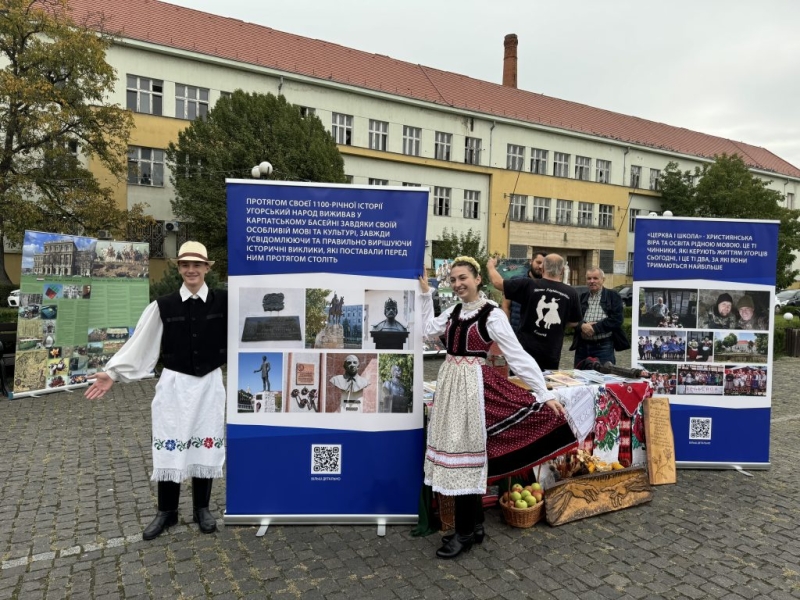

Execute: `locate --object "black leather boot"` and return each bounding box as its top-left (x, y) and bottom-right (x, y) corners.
top-left (192, 478), bottom-right (217, 534)
top-left (143, 481), bottom-right (180, 541)
top-left (441, 523), bottom-right (485, 545)
top-left (443, 495), bottom-right (485, 544)
top-left (436, 533), bottom-right (475, 559)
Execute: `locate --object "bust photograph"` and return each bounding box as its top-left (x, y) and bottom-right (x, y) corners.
top-left (364, 290), bottom-right (414, 350)
top-left (324, 353), bottom-right (377, 413)
top-left (378, 354), bottom-right (413, 413)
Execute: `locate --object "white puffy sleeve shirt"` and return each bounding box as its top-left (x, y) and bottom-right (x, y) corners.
top-left (420, 290), bottom-right (555, 403)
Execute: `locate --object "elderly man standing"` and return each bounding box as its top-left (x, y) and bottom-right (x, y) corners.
top-left (488, 254), bottom-right (580, 370)
top-left (570, 267), bottom-right (628, 367)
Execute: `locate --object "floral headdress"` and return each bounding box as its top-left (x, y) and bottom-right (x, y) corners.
top-left (451, 255), bottom-right (481, 275)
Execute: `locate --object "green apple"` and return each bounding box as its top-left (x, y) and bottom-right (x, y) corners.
top-left (521, 490), bottom-right (532, 500)
top-left (511, 483), bottom-right (524, 493)
top-left (510, 491), bottom-right (522, 502)
top-left (531, 482), bottom-right (543, 491)
top-left (515, 499), bottom-right (528, 509)
top-left (526, 496), bottom-right (538, 507)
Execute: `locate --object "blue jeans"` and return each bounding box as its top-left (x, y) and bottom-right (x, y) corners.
top-left (574, 337), bottom-right (615, 368)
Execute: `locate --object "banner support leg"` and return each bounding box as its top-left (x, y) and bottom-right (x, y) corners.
top-left (256, 524), bottom-right (268, 537)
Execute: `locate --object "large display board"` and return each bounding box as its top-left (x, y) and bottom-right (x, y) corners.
top-left (224, 180), bottom-right (429, 526)
top-left (13, 231), bottom-right (150, 398)
top-left (632, 216), bottom-right (778, 468)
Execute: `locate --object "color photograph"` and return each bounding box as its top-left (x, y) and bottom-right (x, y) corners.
top-left (237, 352), bottom-right (284, 414)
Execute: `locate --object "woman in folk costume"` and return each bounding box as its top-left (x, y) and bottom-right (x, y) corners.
top-left (418, 256), bottom-right (577, 559)
top-left (85, 242), bottom-right (227, 541)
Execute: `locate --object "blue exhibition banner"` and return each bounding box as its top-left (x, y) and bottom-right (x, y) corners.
top-left (632, 216), bottom-right (778, 469)
top-left (633, 217), bottom-right (778, 286)
top-left (224, 180), bottom-right (429, 525)
top-left (227, 181), bottom-right (427, 279)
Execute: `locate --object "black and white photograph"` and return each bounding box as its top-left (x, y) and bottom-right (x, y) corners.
top-left (239, 287), bottom-right (305, 349)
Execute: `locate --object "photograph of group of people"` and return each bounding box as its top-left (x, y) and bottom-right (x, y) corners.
top-left (237, 287), bottom-right (415, 351)
top-left (639, 287), bottom-right (771, 331)
top-left (236, 351), bottom-right (414, 415)
top-left (636, 285), bottom-right (771, 399)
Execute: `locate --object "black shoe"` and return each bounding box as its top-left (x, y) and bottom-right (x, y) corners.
top-left (142, 510), bottom-right (178, 540)
top-left (442, 524), bottom-right (485, 545)
top-left (436, 534), bottom-right (474, 559)
top-left (193, 507), bottom-right (217, 533)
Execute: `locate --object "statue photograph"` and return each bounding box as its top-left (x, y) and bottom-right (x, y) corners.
top-left (366, 290), bottom-right (413, 350)
top-left (379, 354), bottom-right (413, 413)
top-left (326, 353), bottom-right (376, 413)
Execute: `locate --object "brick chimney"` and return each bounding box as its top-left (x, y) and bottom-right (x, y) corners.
top-left (503, 34), bottom-right (518, 88)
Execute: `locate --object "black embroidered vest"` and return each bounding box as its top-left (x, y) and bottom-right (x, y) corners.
top-left (156, 289), bottom-right (227, 377)
top-left (443, 303), bottom-right (494, 358)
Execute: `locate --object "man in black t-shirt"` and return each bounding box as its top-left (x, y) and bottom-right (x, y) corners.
top-left (488, 254), bottom-right (581, 370)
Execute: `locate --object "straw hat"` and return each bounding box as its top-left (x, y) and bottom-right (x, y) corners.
top-left (170, 241), bottom-right (215, 266)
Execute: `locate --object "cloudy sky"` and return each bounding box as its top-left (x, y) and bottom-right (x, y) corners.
top-left (165, 0), bottom-right (800, 170)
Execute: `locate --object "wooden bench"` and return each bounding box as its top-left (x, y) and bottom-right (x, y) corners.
top-left (0, 322), bottom-right (17, 397)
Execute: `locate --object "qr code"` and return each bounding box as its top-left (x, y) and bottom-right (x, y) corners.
top-left (311, 444), bottom-right (342, 474)
top-left (689, 417), bottom-right (712, 440)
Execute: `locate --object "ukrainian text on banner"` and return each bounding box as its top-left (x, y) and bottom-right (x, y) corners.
top-left (13, 231), bottom-right (150, 398)
top-left (225, 180), bottom-right (428, 524)
top-left (632, 216), bottom-right (778, 468)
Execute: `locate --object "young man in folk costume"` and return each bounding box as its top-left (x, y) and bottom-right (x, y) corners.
top-left (85, 242), bottom-right (227, 540)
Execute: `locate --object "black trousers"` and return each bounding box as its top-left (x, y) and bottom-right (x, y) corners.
top-left (454, 494), bottom-right (484, 536)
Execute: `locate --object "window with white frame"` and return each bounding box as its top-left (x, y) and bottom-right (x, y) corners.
top-left (788, 192), bottom-right (796, 210)
top-left (627, 251), bottom-right (635, 275)
top-left (403, 126), bottom-right (421, 156)
top-left (298, 106), bottom-right (315, 118)
top-left (332, 113), bottom-right (353, 145)
top-left (368, 119), bottom-right (388, 151)
top-left (630, 165), bottom-right (641, 188)
top-left (463, 190), bottom-right (480, 219)
top-left (556, 199), bottom-right (573, 224)
top-left (402, 182), bottom-right (421, 187)
top-left (344, 175), bottom-right (353, 184)
top-left (127, 147), bottom-right (165, 186)
top-left (220, 91), bottom-right (232, 100)
top-left (531, 148), bottom-right (548, 174)
top-left (175, 84), bottom-right (209, 121)
top-left (507, 144), bottom-right (525, 171)
top-left (126, 75), bottom-right (163, 115)
top-left (433, 187), bottom-right (451, 216)
top-left (577, 201), bottom-right (593, 226)
top-left (629, 208), bottom-right (640, 232)
top-left (510, 194), bottom-right (527, 221)
top-left (598, 204), bottom-right (614, 229)
top-left (649, 168), bottom-right (661, 190)
top-left (575, 156), bottom-right (591, 180)
top-left (532, 197), bottom-right (551, 222)
top-left (554, 152), bottom-right (570, 178)
top-left (465, 137), bottom-right (482, 165)
top-left (596, 159), bottom-right (611, 184)
top-left (435, 132), bottom-right (452, 161)
top-left (368, 178), bottom-right (388, 186)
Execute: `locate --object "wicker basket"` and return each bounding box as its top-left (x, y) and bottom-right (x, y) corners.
top-left (436, 493), bottom-right (455, 532)
top-left (500, 497), bottom-right (545, 528)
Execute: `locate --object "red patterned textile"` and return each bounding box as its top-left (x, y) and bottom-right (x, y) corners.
top-left (584, 381), bottom-right (653, 466)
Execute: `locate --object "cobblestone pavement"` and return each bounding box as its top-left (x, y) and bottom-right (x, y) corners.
top-left (2, 345), bottom-right (800, 599)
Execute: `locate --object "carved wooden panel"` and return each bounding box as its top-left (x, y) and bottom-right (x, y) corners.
top-left (644, 397), bottom-right (677, 485)
top-left (544, 467), bottom-right (652, 526)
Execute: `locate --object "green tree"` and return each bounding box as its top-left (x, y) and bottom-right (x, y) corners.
top-left (305, 288), bottom-right (332, 344)
top-left (149, 262), bottom-right (225, 302)
top-left (755, 333), bottom-right (768, 355)
top-left (659, 154), bottom-right (800, 288)
top-left (431, 228), bottom-right (489, 281)
top-left (0, 0), bottom-right (133, 283)
top-left (166, 91), bottom-right (346, 275)
top-left (722, 333), bottom-right (738, 350)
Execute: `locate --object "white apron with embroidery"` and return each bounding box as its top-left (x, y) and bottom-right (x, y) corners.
top-left (103, 285), bottom-right (226, 482)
